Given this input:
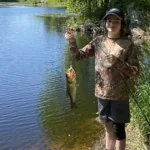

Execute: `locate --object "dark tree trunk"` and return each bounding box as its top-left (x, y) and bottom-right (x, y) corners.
top-left (103, 0), bottom-right (109, 9)
top-left (87, 0), bottom-right (92, 17)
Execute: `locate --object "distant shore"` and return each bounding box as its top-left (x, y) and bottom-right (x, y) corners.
top-left (0, 2), bottom-right (66, 8)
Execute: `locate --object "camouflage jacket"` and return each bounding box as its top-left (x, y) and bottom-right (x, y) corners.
top-left (68, 35), bottom-right (139, 100)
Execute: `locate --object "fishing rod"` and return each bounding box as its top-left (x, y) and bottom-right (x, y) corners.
top-left (132, 93), bottom-right (150, 129)
top-left (100, 41), bottom-right (150, 129)
top-left (133, 96), bottom-right (150, 146)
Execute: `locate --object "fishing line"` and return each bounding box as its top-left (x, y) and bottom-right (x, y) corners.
top-left (133, 96), bottom-right (150, 129)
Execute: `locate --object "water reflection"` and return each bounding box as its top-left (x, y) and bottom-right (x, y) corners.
top-left (0, 5), bottom-right (104, 149)
top-left (37, 15), bottom-right (70, 33)
top-left (38, 28), bottom-right (104, 149)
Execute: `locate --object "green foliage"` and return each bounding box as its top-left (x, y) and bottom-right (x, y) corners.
top-left (65, 0), bottom-right (150, 22)
top-left (47, 0), bottom-right (65, 4)
top-left (0, 0), bottom-right (16, 1)
top-left (130, 43), bottom-right (150, 141)
top-left (17, 0), bottom-right (65, 6)
top-left (23, 0), bottom-right (40, 5)
top-left (65, 0), bottom-right (104, 20)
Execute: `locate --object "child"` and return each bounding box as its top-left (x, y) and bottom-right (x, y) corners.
top-left (65, 8), bottom-right (139, 150)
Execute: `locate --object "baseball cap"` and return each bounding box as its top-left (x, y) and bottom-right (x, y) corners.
top-left (103, 8), bottom-right (125, 20)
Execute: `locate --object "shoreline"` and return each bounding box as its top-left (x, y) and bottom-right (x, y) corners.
top-left (92, 122), bottom-right (149, 150)
top-left (0, 4), bottom-right (149, 149)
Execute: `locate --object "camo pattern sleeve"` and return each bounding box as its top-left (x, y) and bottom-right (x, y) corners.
top-left (115, 42), bottom-right (140, 77)
top-left (68, 36), bottom-right (101, 60)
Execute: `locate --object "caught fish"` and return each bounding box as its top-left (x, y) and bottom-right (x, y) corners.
top-left (66, 66), bottom-right (77, 108)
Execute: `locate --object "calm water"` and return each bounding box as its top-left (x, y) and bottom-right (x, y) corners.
top-left (0, 5), bottom-right (103, 150)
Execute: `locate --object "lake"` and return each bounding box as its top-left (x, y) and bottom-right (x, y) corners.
top-left (0, 5), bottom-right (103, 150)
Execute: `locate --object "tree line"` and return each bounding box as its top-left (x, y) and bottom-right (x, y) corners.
top-left (1, 0), bottom-right (150, 21)
top-left (65, 0), bottom-right (150, 20)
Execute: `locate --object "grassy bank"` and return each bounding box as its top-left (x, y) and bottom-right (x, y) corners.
top-left (130, 41), bottom-right (150, 147)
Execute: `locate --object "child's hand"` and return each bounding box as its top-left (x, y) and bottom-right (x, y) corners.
top-left (65, 28), bottom-right (74, 40)
top-left (106, 54), bottom-right (117, 65)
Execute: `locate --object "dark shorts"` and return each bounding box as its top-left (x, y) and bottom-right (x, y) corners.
top-left (97, 98), bottom-right (130, 123)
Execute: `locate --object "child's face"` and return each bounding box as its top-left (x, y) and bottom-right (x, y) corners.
top-left (105, 15), bottom-right (122, 35)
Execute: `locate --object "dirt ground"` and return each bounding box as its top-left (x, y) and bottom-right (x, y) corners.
top-left (91, 122), bottom-right (149, 150)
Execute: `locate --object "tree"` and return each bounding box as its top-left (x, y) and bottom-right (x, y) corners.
top-left (66, 0), bottom-right (150, 21)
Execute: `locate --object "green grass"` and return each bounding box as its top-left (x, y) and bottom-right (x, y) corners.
top-left (130, 42), bottom-right (150, 145)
